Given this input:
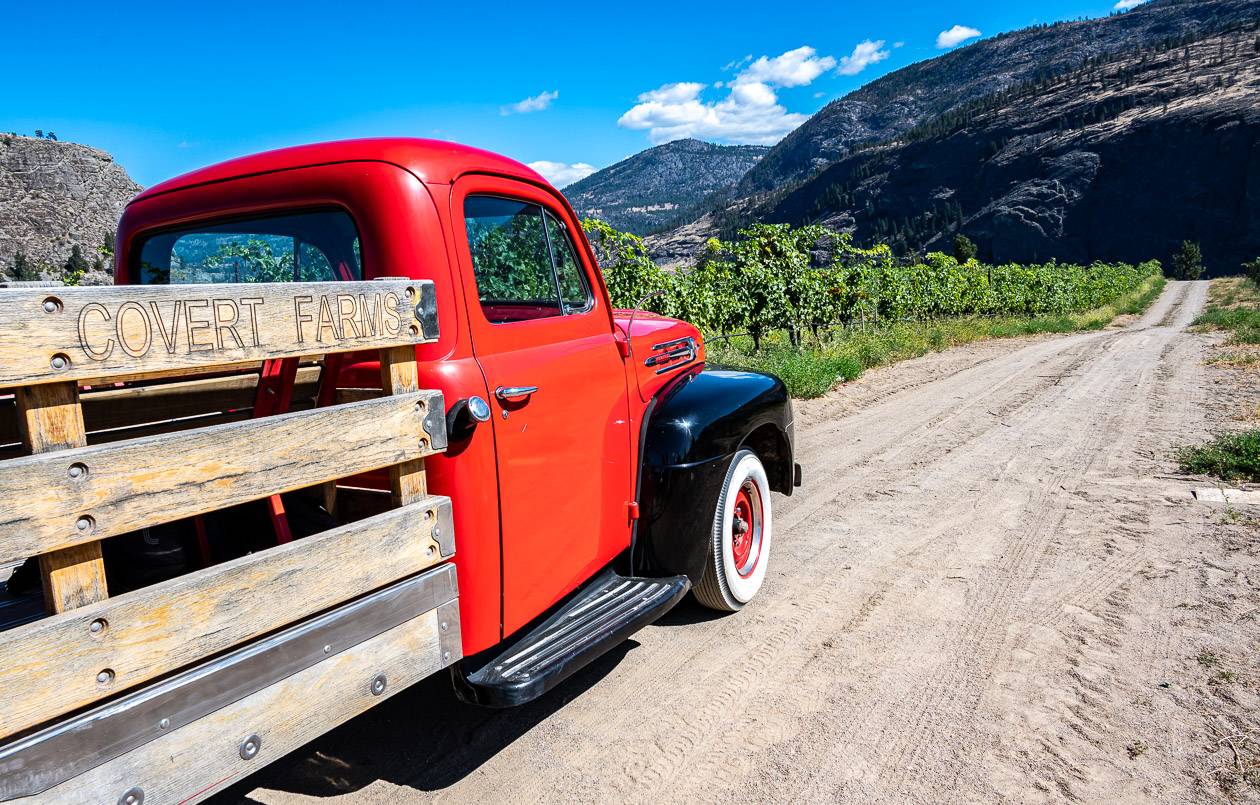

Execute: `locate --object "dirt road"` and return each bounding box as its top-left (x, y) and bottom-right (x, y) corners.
top-left (237, 279), bottom-right (1259, 803)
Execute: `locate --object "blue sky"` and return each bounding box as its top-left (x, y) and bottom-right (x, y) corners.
top-left (1, 0), bottom-right (1147, 188)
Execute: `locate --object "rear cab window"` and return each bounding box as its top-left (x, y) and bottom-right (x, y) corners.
top-left (131, 209), bottom-right (362, 285)
top-left (463, 196), bottom-right (593, 324)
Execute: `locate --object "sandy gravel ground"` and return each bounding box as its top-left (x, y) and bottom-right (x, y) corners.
top-left (228, 279), bottom-right (1260, 804)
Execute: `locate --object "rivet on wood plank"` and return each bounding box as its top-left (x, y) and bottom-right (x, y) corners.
top-left (409, 324), bottom-right (420, 337)
top-left (89, 617), bottom-right (108, 637)
top-left (96, 668), bottom-right (115, 686)
top-left (50, 353), bottom-right (71, 371)
top-left (239, 734), bottom-right (261, 760)
top-left (371, 673), bottom-right (387, 696)
top-left (419, 437), bottom-right (429, 450)
top-left (117, 786), bottom-right (144, 805)
top-left (42, 297), bottom-right (63, 314)
top-left (159, 718), bottom-right (170, 730)
top-left (68, 462), bottom-right (88, 480)
top-left (75, 515), bottom-right (96, 535)
top-left (425, 545), bottom-right (436, 558)
top-left (323, 644), bottom-right (332, 654)
top-left (405, 286), bottom-right (417, 299)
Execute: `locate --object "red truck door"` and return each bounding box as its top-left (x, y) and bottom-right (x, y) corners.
top-left (451, 176), bottom-right (634, 637)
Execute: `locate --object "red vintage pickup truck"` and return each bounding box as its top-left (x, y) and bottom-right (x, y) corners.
top-left (0, 138), bottom-right (797, 800)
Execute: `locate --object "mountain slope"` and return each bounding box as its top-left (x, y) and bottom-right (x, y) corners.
top-left (0, 136), bottom-right (140, 281)
top-left (737, 0), bottom-right (1260, 198)
top-left (563, 139), bottom-right (768, 234)
top-left (764, 26), bottom-right (1260, 273)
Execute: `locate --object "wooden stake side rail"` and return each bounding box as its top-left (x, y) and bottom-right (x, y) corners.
top-left (0, 279), bottom-right (454, 751)
top-left (29, 605), bottom-right (455, 804)
top-left (0, 390), bottom-right (446, 565)
top-left (0, 279), bottom-right (438, 389)
top-left (0, 497), bottom-right (453, 740)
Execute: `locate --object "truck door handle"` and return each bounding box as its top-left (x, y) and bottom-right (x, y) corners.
top-left (495, 385), bottom-right (538, 402)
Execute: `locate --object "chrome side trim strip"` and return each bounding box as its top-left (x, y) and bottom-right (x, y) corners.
top-left (0, 563), bottom-right (459, 800)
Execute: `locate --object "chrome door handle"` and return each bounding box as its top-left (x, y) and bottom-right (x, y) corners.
top-left (495, 385), bottom-right (539, 401)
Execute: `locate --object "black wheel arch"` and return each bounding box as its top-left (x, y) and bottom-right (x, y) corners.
top-left (632, 367), bottom-right (795, 583)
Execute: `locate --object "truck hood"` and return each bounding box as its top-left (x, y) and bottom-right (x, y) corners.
top-left (613, 310), bottom-right (705, 403)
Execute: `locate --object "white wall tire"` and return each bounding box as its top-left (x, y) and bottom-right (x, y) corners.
top-left (693, 449), bottom-right (772, 612)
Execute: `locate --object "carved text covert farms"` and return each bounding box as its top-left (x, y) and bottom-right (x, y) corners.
top-left (76, 291), bottom-right (406, 360)
top-left (0, 280), bottom-right (437, 387)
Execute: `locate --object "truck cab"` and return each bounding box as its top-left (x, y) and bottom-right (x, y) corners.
top-left (116, 138), bottom-right (797, 681)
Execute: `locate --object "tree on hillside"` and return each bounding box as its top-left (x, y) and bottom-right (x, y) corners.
top-left (45, 132), bottom-right (56, 141)
top-left (33, 130), bottom-right (43, 138)
top-left (1170, 240), bottom-right (1203, 280)
top-left (1243, 256), bottom-right (1260, 287)
top-left (63, 244), bottom-right (90, 285)
top-left (12, 251), bottom-right (42, 282)
top-left (953, 233), bottom-right (978, 263)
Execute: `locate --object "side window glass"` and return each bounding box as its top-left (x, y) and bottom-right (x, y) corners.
top-left (544, 211), bottom-right (593, 314)
top-left (465, 196), bottom-right (562, 323)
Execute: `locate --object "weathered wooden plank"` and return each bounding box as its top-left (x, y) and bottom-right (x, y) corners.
top-left (14, 383), bottom-right (83, 454)
top-left (0, 390), bottom-right (445, 564)
top-left (380, 345), bottom-right (428, 506)
top-left (0, 280), bottom-right (435, 388)
top-left (13, 383), bottom-right (109, 614)
top-left (20, 604), bottom-right (458, 804)
top-left (0, 496), bottom-right (453, 740)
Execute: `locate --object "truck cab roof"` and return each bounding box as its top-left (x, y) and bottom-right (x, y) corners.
top-left (133, 137), bottom-right (549, 202)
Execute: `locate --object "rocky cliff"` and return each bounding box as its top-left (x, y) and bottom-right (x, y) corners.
top-left (0, 136), bottom-right (140, 282)
top-left (736, 0), bottom-right (1260, 198)
top-left (763, 26), bottom-right (1260, 273)
top-left (563, 139), bottom-right (768, 235)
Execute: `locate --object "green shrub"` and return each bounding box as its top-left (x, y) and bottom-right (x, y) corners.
top-left (1178, 430), bottom-right (1260, 482)
top-left (1242, 257), bottom-right (1260, 287)
top-left (1169, 240), bottom-right (1203, 280)
top-left (953, 233), bottom-right (977, 263)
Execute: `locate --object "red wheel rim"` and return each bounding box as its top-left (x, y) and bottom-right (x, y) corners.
top-left (730, 480), bottom-right (762, 578)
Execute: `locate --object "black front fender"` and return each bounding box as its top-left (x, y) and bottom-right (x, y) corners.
top-left (634, 368), bottom-right (795, 583)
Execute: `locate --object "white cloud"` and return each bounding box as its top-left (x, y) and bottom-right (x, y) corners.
top-left (737, 46), bottom-right (836, 87)
top-left (617, 46), bottom-right (834, 146)
top-left (936, 25), bottom-right (982, 49)
top-left (837, 39), bottom-right (890, 76)
top-left (1113, 0), bottom-right (1147, 8)
top-left (501, 90), bottom-right (558, 115)
top-left (528, 160), bottom-right (598, 188)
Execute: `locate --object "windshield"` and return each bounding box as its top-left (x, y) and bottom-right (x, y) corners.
top-left (132, 209), bottom-right (362, 284)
